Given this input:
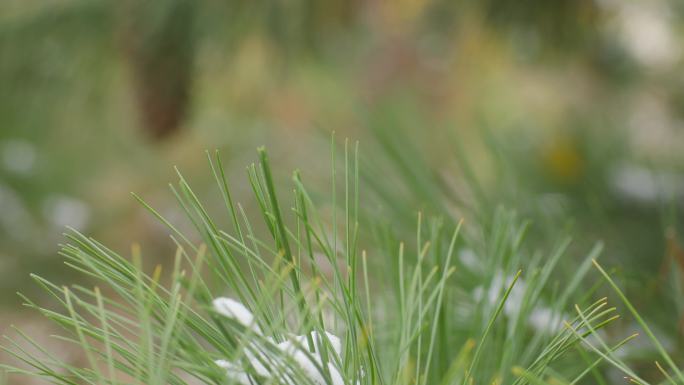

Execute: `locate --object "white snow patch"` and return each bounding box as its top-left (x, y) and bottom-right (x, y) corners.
top-left (212, 298), bottom-right (351, 385)
top-left (212, 297), bottom-right (262, 333)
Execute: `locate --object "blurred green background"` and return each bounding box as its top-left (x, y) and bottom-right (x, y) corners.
top-left (1, 0), bottom-right (684, 381)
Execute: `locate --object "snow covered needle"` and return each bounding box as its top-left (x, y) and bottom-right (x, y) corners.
top-left (212, 297), bottom-right (345, 385)
top-left (213, 298), bottom-right (262, 333)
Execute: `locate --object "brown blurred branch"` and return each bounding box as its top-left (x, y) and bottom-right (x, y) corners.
top-left (118, 0), bottom-right (196, 140)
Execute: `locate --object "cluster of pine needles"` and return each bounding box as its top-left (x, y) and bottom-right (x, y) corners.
top-left (1, 141), bottom-right (682, 384)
